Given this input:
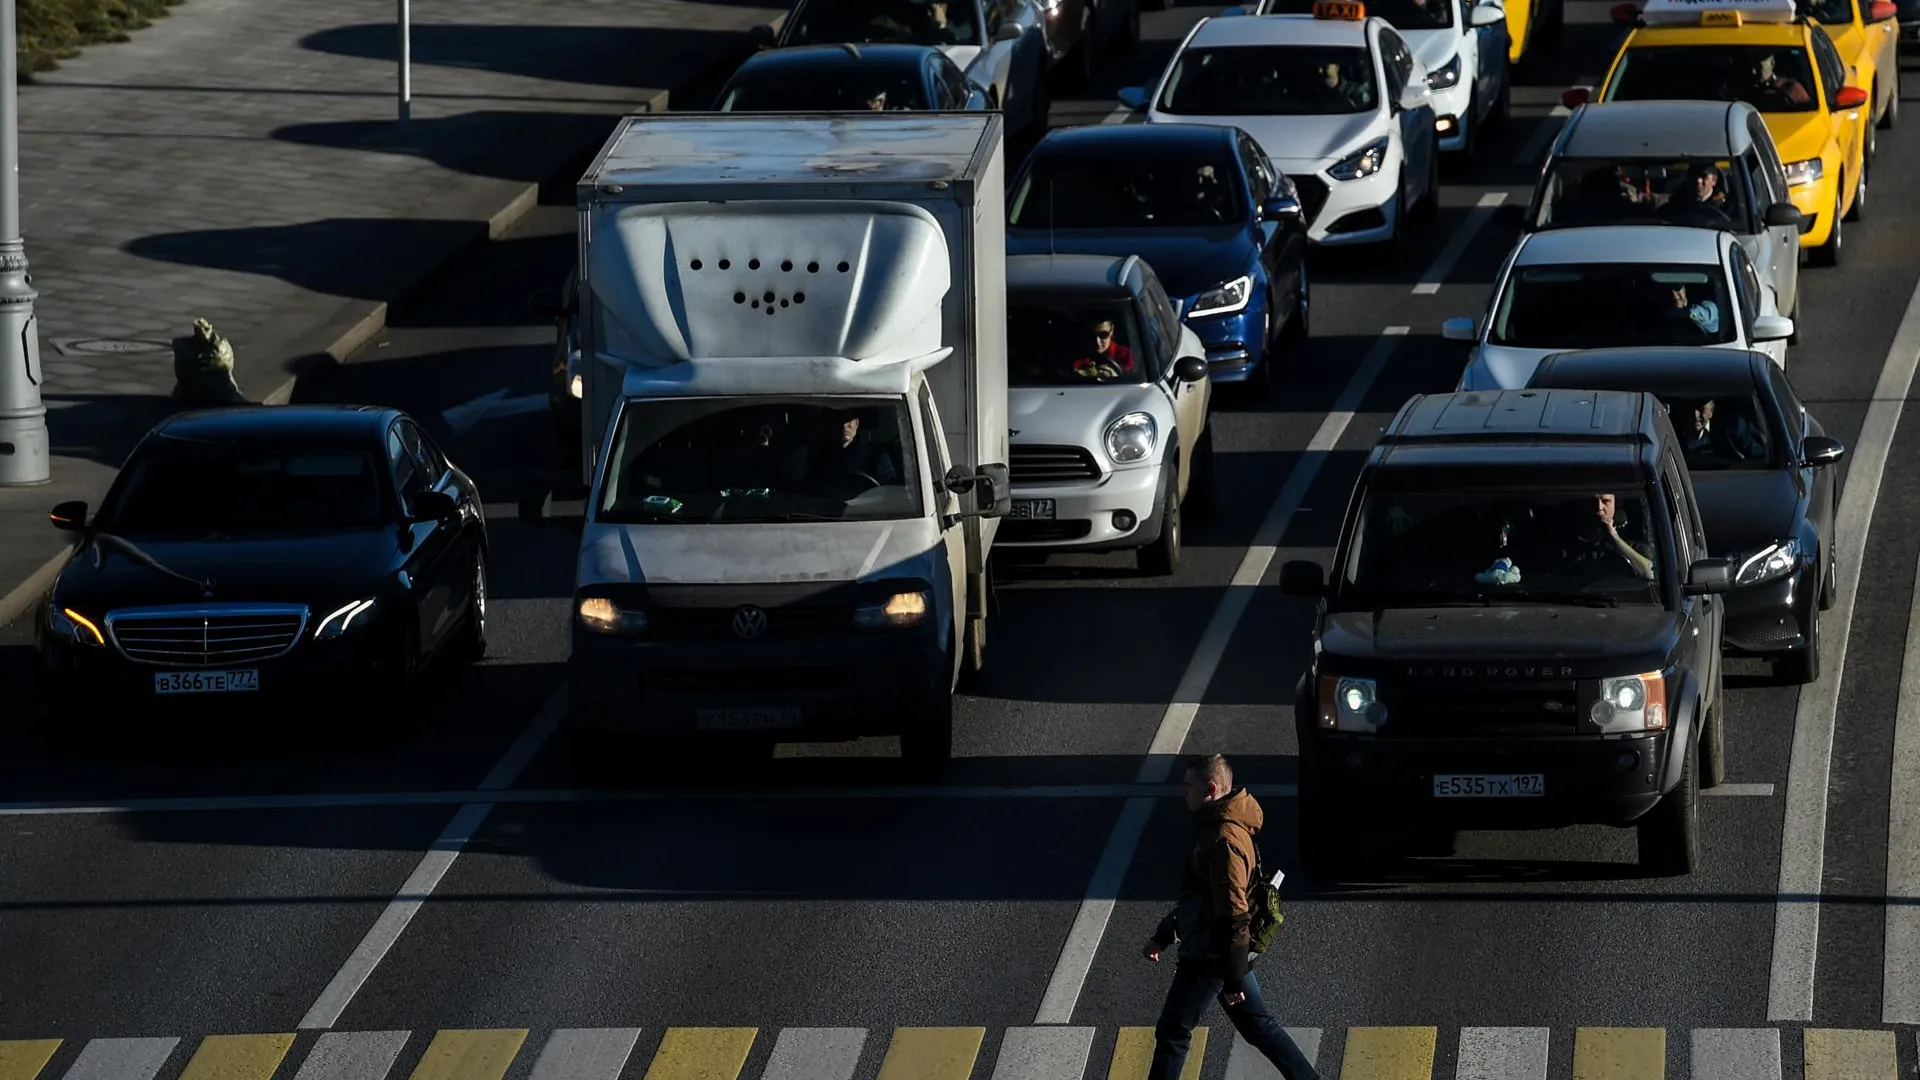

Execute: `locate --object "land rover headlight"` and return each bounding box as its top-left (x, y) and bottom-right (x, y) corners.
top-left (1317, 674), bottom-right (1387, 732)
top-left (854, 590), bottom-right (930, 629)
top-left (1427, 54), bottom-right (1462, 90)
top-left (1591, 671), bottom-right (1667, 733)
top-left (1736, 539), bottom-right (1800, 587)
top-left (316, 598), bottom-right (379, 640)
top-left (1784, 158), bottom-right (1823, 187)
top-left (48, 605), bottom-right (104, 646)
top-left (577, 596), bottom-right (648, 634)
top-left (1329, 137), bottom-right (1390, 181)
top-left (1105, 412), bottom-right (1157, 464)
top-left (1189, 275), bottom-right (1253, 318)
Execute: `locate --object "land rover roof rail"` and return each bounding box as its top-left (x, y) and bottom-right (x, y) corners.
top-left (1381, 388), bottom-right (1658, 445)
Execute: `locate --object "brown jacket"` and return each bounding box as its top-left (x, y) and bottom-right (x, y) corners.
top-left (1151, 788), bottom-right (1263, 989)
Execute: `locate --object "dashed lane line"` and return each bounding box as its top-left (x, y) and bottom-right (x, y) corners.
top-left (1412, 192), bottom-right (1508, 295)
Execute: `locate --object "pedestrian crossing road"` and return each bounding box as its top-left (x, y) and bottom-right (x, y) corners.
top-left (6, 1025), bottom-right (1918, 1080)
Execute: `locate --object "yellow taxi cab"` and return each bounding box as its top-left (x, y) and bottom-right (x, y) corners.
top-left (1505, 0), bottom-right (1564, 67)
top-left (1801, 0), bottom-right (1900, 138)
top-left (1564, 0), bottom-right (1871, 266)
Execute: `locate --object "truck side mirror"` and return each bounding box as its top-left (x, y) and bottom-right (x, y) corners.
top-left (975, 462), bottom-right (1010, 517)
top-left (1684, 557), bottom-right (1733, 595)
top-left (48, 499), bottom-right (88, 532)
top-left (528, 286), bottom-right (567, 319)
top-left (1279, 559), bottom-right (1326, 597)
top-left (1764, 202), bottom-right (1802, 228)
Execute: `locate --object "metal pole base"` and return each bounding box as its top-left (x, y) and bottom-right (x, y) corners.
top-left (0, 240), bottom-right (49, 486)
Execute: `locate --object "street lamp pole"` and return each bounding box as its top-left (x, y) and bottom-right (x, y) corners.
top-left (0, 0), bottom-right (49, 486)
top-left (398, 0), bottom-right (411, 133)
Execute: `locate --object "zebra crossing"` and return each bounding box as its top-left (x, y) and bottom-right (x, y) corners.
top-left (3, 1024), bottom-right (1914, 1080)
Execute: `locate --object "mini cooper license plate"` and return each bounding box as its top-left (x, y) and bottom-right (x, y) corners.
top-left (1010, 499), bottom-right (1056, 521)
top-left (1433, 773), bottom-right (1545, 798)
top-left (154, 670), bottom-right (260, 694)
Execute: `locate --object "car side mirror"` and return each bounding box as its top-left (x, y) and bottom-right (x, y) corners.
top-left (1442, 316), bottom-right (1478, 342)
top-left (995, 21), bottom-right (1024, 41)
top-left (410, 489), bottom-right (458, 522)
top-left (1836, 85), bottom-right (1870, 110)
top-left (528, 286), bottom-right (567, 319)
top-left (1279, 559), bottom-right (1326, 597)
top-left (1751, 314), bottom-right (1794, 343)
top-left (1397, 85), bottom-right (1429, 113)
top-left (48, 499), bottom-right (87, 532)
top-left (1118, 86), bottom-right (1150, 111)
top-left (1869, 0), bottom-right (1897, 20)
top-left (1764, 201), bottom-right (1803, 228)
top-left (1175, 356), bottom-right (1209, 383)
top-left (1261, 195), bottom-right (1302, 221)
top-left (1469, 2), bottom-right (1506, 26)
top-left (1561, 86), bottom-right (1592, 108)
top-left (1803, 435), bottom-right (1847, 467)
top-left (1684, 557), bottom-right (1733, 595)
top-left (748, 23), bottom-right (777, 47)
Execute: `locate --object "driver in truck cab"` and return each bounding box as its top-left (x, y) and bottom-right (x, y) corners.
top-left (794, 408), bottom-right (901, 494)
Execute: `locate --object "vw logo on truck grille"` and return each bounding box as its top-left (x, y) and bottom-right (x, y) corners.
top-left (732, 605), bottom-right (769, 639)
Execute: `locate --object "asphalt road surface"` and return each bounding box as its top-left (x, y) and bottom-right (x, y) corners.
top-left (6, 3), bottom-right (1920, 1077)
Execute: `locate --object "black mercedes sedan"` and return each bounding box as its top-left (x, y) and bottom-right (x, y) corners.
top-left (37, 405), bottom-right (488, 723)
top-left (1527, 347), bottom-right (1845, 684)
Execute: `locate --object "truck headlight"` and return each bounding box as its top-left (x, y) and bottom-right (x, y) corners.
top-left (577, 596), bottom-right (648, 634)
top-left (49, 605), bottom-right (104, 646)
top-left (1784, 157), bottom-right (1824, 187)
top-left (1317, 674), bottom-right (1387, 732)
top-left (1329, 137), bottom-right (1390, 181)
top-left (1427, 54), bottom-right (1462, 90)
top-left (1735, 539), bottom-right (1800, 587)
top-left (854, 590), bottom-right (930, 629)
top-left (1592, 671), bottom-right (1667, 733)
top-left (316, 598), bottom-right (378, 640)
top-left (1189, 275), bottom-right (1253, 318)
top-left (1105, 411), bottom-right (1156, 464)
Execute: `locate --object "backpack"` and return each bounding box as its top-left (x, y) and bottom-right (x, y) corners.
top-left (1247, 836), bottom-right (1285, 957)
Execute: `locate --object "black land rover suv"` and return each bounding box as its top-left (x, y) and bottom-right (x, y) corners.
top-left (1280, 389), bottom-right (1735, 878)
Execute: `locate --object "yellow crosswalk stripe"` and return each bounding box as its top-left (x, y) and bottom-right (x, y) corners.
top-left (873, 1028), bottom-right (985, 1080)
top-left (1105, 1027), bottom-right (1208, 1080)
top-left (177, 1036), bottom-right (296, 1080)
top-left (1573, 1027), bottom-right (1665, 1079)
top-left (408, 1031), bottom-right (530, 1080)
top-left (1804, 1029), bottom-right (1898, 1080)
top-left (1340, 1027), bottom-right (1437, 1080)
top-left (0, 1041), bottom-right (62, 1080)
top-left (639, 1029), bottom-right (756, 1080)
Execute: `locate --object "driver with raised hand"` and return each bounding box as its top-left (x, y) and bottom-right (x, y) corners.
top-left (1563, 493), bottom-right (1655, 581)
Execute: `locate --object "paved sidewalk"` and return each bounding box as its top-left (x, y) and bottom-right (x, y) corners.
top-left (0, 0), bottom-right (781, 627)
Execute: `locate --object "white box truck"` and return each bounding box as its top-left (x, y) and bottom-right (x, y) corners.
top-left (522, 112), bottom-right (1010, 769)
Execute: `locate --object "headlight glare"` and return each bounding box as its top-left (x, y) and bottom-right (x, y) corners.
top-left (1784, 157), bottom-right (1824, 187)
top-left (315, 598), bottom-right (378, 640)
top-left (1592, 671), bottom-right (1666, 733)
top-left (1329, 137), bottom-right (1391, 181)
top-left (854, 590), bottom-right (931, 629)
top-left (1427, 54), bottom-right (1462, 90)
top-left (1319, 675), bottom-right (1386, 732)
top-left (577, 596), bottom-right (648, 634)
top-left (1188, 275), bottom-right (1254, 318)
top-left (1735, 539), bottom-right (1800, 587)
top-left (1105, 411), bottom-right (1157, 464)
top-left (50, 606), bottom-right (104, 646)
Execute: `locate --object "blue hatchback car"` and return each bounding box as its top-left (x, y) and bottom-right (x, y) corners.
top-left (1005, 124), bottom-right (1310, 394)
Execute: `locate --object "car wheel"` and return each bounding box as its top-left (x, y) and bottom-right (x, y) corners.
top-left (1075, 7), bottom-right (1098, 85)
top-left (1846, 156), bottom-right (1866, 222)
top-left (1811, 192), bottom-right (1842, 267)
top-left (1388, 169), bottom-right (1408, 248)
top-left (452, 550), bottom-right (488, 664)
top-left (1282, 261), bottom-right (1310, 344)
top-left (1185, 426), bottom-right (1216, 519)
top-left (1489, 70), bottom-right (1513, 132)
top-left (1137, 468), bottom-right (1181, 576)
top-left (1882, 70), bottom-right (1900, 129)
top-left (1699, 672), bottom-right (1726, 790)
top-left (1412, 147), bottom-right (1440, 221)
top-left (1821, 544), bottom-right (1837, 611)
top-left (1637, 740), bottom-right (1700, 876)
top-left (1788, 297), bottom-right (1799, 345)
top-left (901, 684), bottom-right (955, 776)
top-left (1778, 601), bottom-right (1821, 685)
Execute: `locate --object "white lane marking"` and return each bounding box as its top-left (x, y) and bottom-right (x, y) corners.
top-left (290, 1032), bottom-right (412, 1080)
top-left (1457, 1028), bottom-right (1549, 1080)
top-left (1285, 1029), bottom-right (1322, 1070)
top-left (1412, 192), bottom-right (1508, 295)
top-left (59, 1040), bottom-right (179, 1080)
top-left (1770, 277), bottom-right (1920, 1022)
top-left (1690, 1029), bottom-right (1783, 1080)
top-left (1101, 104), bottom-right (1133, 124)
top-left (759, 1028), bottom-right (868, 1080)
top-left (1703, 782), bottom-right (1775, 797)
top-left (988, 1027), bottom-right (1095, 1080)
top-left (298, 690), bottom-right (565, 1030)
top-left (1886, 545), bottom-right (1920, 1025)
top-left (1509, 107), bottom-right (1569, 168)
top-left (1033, 328), bottom-right (1409, 1027)
top-left (525, 1030), bottom-right (642, 1080)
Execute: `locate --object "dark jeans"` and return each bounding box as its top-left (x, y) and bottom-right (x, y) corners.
top-left (1146, 961), bottom-right (1323, 1080)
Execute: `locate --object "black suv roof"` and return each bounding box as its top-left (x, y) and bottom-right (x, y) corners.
top-left (1370, 389), bottom-right (1665, 485)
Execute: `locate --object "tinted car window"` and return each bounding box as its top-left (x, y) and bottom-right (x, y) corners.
top-left (1010, 301), bottom-right (1153, 385)
top-left (1158, 45), bottom-right (1378, 115)
top-left (1667, 391), bottom-right (1776, 469)
top-left (107, 446), bottom-right (386, 535)
top-left (1536, 157), bottom-right (1749, 230)
top-left (720, 70), bottom-right (929, 110)
top-left (1606, 45), bottom-right (1819, 113)
top-left (786, 0), bottom-right (979, 46)
top-left (1009, 152), bottom-right (1247, 227)
top-left (1490, 262), bottom-right (1737, 348)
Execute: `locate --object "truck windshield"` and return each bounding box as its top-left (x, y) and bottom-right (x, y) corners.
top-left (1536, 158), bottom-right (1751, 232)
top-left (1009, 301), bottom-right (1156, 386)
top-left (1489, 263), bottom-right (1736, 349)
top-left (596, 397), bottom-right (923, 524)
top-left (1339, 489), bottom-right (1664, 606)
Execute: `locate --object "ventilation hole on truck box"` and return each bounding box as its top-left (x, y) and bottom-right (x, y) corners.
top-left (808, 262), bottom-right (820, 273)
top-left (837, 261), bottom-right (850, 273)
top-left (764, 291), bottom-right (776, 304)
top-left (765, 305), bottom-right (775, 315)
top-left (794, 292), bottom-right (805, 304)
top-left (719, 259), bottom-right (731, 270)
top-left (749, 258), bottom-right (761, 270)
top-left (781, 260), bottom-right (793, 272)
top-left (751, 299), bottom-right (760, 309)
top-left (733, 292), bottom-right (746, 304)
top-left (780, 300), bottom-right (789, 308)
top-left (690, 259), bottom-right (703, 270)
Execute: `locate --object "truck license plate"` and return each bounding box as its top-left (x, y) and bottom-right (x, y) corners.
top-left (1433, 774), bottom-right (1545, 798)
top-left (1010, 499), bottom-right (1055, 521)
top-left (696, 707), bottom-right (802, 731)
top-left (154, 670), bottom-right (260, 694)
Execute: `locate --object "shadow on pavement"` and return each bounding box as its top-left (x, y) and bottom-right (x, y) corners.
top-left (272, 111), bottom-right (636, 185)
top-left (42, 392), bottom-right (174, 470)
top-left (298, 23), bottom-right (763, 91)
top-left (126, 218), bottom-right (490, 304)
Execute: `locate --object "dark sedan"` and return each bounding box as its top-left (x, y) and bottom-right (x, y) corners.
top-left (1527, 347), bottom-right (1845, 684)
top-left (1005, 123), bottom-right (1310, 397)
top-left (37, 405), bottom-right (488, 726)
top-left (717, 43), bottom-right (990, 111)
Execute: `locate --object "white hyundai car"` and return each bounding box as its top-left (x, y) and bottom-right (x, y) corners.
top-left (1119, 3), bottom-right (1441, 246)
top-left (1449, 225), bottom-right (1795, 390)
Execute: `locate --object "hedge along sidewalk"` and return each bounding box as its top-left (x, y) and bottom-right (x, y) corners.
top-left (0, 0), bottom-right (780, 631)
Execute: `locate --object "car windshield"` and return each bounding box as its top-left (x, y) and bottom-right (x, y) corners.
top-left (1009, 153), bottom-right (1245, 227)
top-left (1010, 301), bottom-right (1155, 386)
top-left (1490, 262), bottom-right (1737, 349)
top-left (597, 398), bottom-right (922, 524)
top-left (1258, 0), bottom-right (1454, 28)
top-left (1605, 45), bottom-right (1820, 114)
top-left (784, 0), bottom-right (979, 47)
top-left (1536, 157), bottom-right (1752, 231)
top-left (1661, 389), bottom-right (1779, 470)
top-left (719, 71), bottom-right (929, 111)
top-left (105, 444), bottom-right (386, 536)
top-left (1157, 45), bottom-right (1378, 116)
top-left (1341, 489), bottom-right (1664, 605)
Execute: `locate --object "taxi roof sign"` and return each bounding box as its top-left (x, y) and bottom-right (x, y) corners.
top-left (1314, 1), bottom-right (1367, 19)
top-left (1637, 0), bottom-right (1795, 24)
